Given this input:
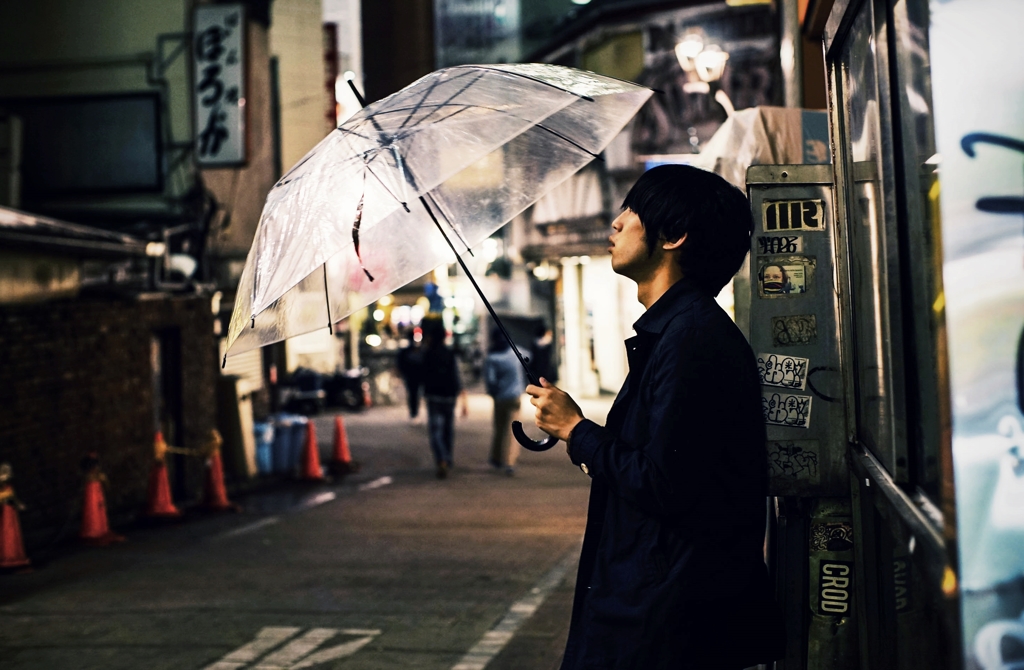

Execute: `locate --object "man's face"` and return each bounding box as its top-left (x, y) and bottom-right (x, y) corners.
top-left (609, 208), bottom-right (653, 279)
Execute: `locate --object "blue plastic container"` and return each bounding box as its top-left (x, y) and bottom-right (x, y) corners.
top-left (253, 422), bottom-right (275, 475)
top-left (272, 415), bottom-right (295, 474)
top-left (288, 417), bottom-right (309, 474)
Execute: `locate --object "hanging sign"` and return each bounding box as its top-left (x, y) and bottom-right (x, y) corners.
top-left (193, 4), bottom-right (247, 166)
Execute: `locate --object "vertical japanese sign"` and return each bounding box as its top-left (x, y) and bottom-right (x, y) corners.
top-left (194, 4), bottom-right (246, 165)
top-left (931, 0), bottom-right (1024, 665)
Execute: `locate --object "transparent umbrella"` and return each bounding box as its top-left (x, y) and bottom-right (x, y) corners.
top-left (224, 63), bottom-right (652, 448)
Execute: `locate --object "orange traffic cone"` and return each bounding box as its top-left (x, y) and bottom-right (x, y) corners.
top-left (146, 432), bottom-right (181, 519)
top-left (300, 421), bottom-right (325, 481)
top-left (362, 381), bottom-right (372, 408)
top-left (0, 464), bottom-right (30, 570)
top-left (79, 453), bottom-right (125, 545)
top-left (330, 416), bottom-right (361, 476)
top-left (203, 430), bottom-right (240, 512)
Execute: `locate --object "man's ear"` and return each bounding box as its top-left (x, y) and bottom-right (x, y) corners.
top-left (662, 232), bottom-right (687, 251)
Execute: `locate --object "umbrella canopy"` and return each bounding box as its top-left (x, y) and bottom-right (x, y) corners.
top-left (224, 63), bottom-right (652, 359)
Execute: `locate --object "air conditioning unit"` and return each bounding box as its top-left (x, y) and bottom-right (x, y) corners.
top-left (0, 111), bottom-right (22, 209)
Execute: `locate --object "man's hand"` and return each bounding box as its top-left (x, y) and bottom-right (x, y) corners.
top-left (525, 378), bottom-right (584, 442)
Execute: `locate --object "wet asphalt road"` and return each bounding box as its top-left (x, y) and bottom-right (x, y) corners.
top-left (0, 394), bottom-right (610, 670)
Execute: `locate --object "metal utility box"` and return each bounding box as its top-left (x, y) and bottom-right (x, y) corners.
top-left (745, 164), bottom-right (847, 498)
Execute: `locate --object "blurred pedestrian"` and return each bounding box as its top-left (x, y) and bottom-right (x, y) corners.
top-left (420, 317), bottom-right (468, 479)
top-left (484, 327), bottom-right (527, 476)
top-left (396, 327), bottom-right (424, 422)
top-left (530, 323), bottom-right (557, 385)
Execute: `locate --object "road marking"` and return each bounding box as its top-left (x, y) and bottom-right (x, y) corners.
top-left (297, 491), bottom-right (337, 510)
top-left (203, 627), bottom-right (300, 669)
top-left (451, 546), bottom-right (579, 670)
top-left (289, 634), bottom-right (377, 669)
top-left (252, 628), bottom-right (339, 668)
top-left (204, 627), bottom-right (382, 670)
top-left (219, 516), bottom-right (280, 538)
top-left (358, 476), bottom-right (392, 491)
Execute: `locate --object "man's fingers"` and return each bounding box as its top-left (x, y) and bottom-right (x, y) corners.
top-left (525, 384), bottom-right (543, 397)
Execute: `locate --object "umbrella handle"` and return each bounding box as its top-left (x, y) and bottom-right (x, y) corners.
top-left (511, 421), bottom-right (559, 452)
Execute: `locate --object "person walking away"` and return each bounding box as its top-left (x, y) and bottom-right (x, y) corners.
top-left (396, 327), bottom-right (424, 422)
top-left (530, 323), bottom-right (558, 385)
top-left (420, 317), bottom-right (467, 479)
top-left (484, 327), bottom-right (527, 476)
top-left (526, 164), bottom-right (785, 669)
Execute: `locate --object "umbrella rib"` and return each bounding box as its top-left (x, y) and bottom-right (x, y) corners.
top-left (400, 71), bottom-right (487, 131)
top-left (451, 65), bottom-right (595, 102)
top-left (323, 264), bottom-right (333, 334)
top-left (363, 161), bottom-right (410, 212)
top-left (425, 191), bottom-right (474, 257)
top-left (534, 123), bottom-right (603, 160)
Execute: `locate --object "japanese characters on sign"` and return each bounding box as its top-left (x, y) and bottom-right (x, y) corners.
top-left (193, 4), bottom-right (246, 165)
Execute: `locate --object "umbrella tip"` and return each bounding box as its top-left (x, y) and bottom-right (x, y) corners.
top-left (250, 316), bottom-right (255, 328)
top-left (221, 354), bottom-right (227, 369)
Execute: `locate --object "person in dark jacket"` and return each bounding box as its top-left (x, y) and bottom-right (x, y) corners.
top-left (420, 316), bottom-right (467, 479)
top-left (396, 328), bottom-right (424, 421)
top-left (527, 165), bottom-right (784, 669)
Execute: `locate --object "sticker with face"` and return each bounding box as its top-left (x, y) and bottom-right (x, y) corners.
top-left (758, 256), bottom-right (814, 297)
top-left (757, 353), bottom-right (810, 389)
top-left (762, 391), bottom-right (813, 428)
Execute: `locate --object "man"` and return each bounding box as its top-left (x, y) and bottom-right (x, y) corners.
top-left (527, 165), bottom-right (784, 669)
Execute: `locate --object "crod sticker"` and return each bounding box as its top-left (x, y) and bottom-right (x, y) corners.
top-left (818, 560), bottom-right (853, 616)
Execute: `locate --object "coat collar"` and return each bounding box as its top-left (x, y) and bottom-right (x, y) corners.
top-left (632, 278), bottom-right (707, 337)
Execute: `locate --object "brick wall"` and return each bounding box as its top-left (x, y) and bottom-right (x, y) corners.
top-left (0, 293), bottom-right (217, 548)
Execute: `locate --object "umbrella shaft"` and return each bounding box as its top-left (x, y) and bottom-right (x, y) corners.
top-left (417, 196), bottom-right (539, 387)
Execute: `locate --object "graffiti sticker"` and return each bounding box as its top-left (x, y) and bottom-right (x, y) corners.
top-left (767, 439), bottom-right (820, 482)
top-left (757, 353), bottom-right (810, 389)
top-left (757, 256), bottom-right (815, 297)
top-left (762, 199), bottom-right (825, 232)
top-left (771, 314), bottom-right (818, 347)
top-left (762, 391), bottom-right (812, 428)
top-left (757, 235), bottom-right (803, 255)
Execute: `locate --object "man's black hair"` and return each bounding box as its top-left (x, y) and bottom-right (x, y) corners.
top-left (621, 164), bottom-right (753, 296)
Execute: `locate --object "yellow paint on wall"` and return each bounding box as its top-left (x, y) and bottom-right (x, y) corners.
top-left (581, 32), bottom-right (644, 83)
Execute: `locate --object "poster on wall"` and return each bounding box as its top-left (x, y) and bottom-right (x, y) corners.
top-left (193, 4), bottom-right (247, 166)
top-left (931, 0), bottom-right (1024, 665)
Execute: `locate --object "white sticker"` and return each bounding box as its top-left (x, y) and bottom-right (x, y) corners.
top-left (757, 235), bottom-right (803, 255)
top-left (762, 391), bottom-right (812, 428)
top-left (757, 353), bottom-right (810, 390)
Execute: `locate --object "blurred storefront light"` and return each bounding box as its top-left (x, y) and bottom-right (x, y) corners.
top-left (674, 33), bottom-right (704, 72)
top-left (373, 309), bottom-right (385, 321)
top-left (695, 45), bottom-right (729, 83)
top-left (365, 334), bottom-right (382, 347)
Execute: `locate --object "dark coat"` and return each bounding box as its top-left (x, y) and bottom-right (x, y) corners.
top-left (562, 279), bottom-right (784, 670)
top-left (421, 345), bottom-right (462, 399)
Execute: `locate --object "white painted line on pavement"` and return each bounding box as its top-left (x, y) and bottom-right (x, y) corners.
top-left (202, 626), bottom-right (300, 669)
top-left (358, 476), bottom-right (393, 491)
top-left (288, 634), bottom-right (377, 669)
top-left (252, 628), bottom-right (338, 669)
top-left (450, 545), bottom-right (579, 670)
top-left (296, 491), bottom-right (336, 510)
top-left (204, 627), bottom-right (382, 670)
top-left (219, 516), bottom-right (281, 538)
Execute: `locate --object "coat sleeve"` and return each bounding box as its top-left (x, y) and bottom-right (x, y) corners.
top-left (568, 326), bottom-right (714, 520)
